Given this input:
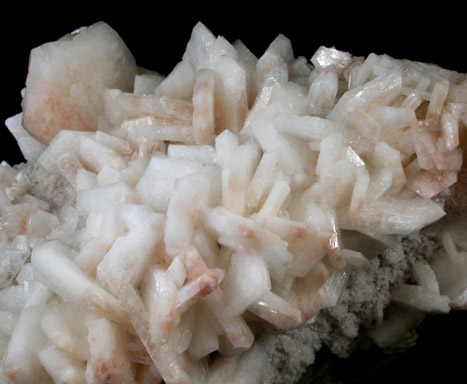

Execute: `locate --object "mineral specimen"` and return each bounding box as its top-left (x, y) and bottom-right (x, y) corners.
top-left (0, 21), bottom-right (466, 384)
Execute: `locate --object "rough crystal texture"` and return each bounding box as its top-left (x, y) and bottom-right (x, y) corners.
top-left (22, 22), bottom-right (137, 145)
top-left (0, 21), bottom-right (466, 384)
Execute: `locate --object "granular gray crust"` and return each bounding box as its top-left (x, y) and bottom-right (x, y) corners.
top-left (259, 229), bottom-right (443, 384)
top-left (27, 164), bottom-right (76, 209)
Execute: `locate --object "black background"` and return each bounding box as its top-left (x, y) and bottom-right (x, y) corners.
top-left (0, 4), bottom-right (465, 383)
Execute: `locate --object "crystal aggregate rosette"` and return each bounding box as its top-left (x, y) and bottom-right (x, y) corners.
top-left (0, 21), bottom-right (466, 384)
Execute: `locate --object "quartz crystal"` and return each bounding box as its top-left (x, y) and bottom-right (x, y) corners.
top-left (0, 21), bottom-right (466, 384)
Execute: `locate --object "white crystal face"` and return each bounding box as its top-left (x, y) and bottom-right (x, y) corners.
top-left (0, 21), bottom-right (466, 384)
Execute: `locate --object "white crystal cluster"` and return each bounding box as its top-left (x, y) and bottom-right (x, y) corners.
top-left (1, 21), bottom-right (466, 384)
